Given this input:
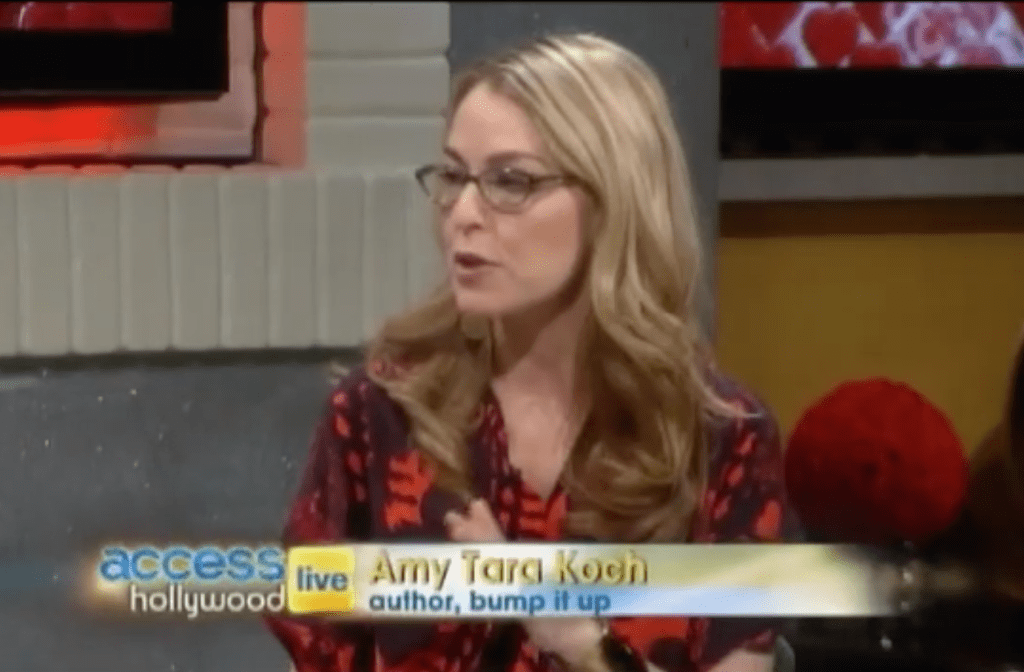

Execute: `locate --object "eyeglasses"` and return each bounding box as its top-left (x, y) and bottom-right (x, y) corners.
top-left (415, 164), bottom-right (581, 212)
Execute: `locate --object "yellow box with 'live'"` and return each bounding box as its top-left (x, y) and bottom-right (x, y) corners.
top-left (286, 546), bottom-right (355, 614)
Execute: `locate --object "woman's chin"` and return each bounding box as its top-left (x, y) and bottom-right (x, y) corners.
top-left (452, 284), bottom-right (556, 321)
top-left (454, 299), bottom-right (503, 318)
top-left (452, 289), bottom-right (508, 318)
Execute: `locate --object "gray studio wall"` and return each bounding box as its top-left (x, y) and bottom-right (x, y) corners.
top-left (0, 4), bottom-right (719, 672)
top-left (0, 352), bottom-right (360, 672)
top-left (0, 2), bottom-right (447, 670)
top-left (449, 2), bottom-right (721, 334)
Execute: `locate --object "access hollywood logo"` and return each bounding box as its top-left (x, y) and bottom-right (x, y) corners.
top-left (97, 545), bottom-right (286, 619)
top-left (95, 544), bottom-right (357, 618)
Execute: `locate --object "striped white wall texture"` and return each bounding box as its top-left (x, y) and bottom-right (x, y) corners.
top-left (0, 2), bottom-right (449, 356)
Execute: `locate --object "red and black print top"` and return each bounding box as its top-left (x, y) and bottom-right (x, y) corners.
top-left (265, 364), bottom-right (801, 672)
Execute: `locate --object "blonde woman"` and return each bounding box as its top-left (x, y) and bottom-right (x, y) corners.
top-left (266, 33), bottom-right (799, 672)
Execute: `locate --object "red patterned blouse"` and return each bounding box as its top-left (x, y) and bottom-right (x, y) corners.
top-left (265, 365), bottom-right (801, 672)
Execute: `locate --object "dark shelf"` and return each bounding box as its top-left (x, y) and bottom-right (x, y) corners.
top-left (720, 68), bottom-right (1024, 159)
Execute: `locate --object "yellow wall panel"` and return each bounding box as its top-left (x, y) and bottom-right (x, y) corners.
top-left (716, 199), bottom-right (1024, 452)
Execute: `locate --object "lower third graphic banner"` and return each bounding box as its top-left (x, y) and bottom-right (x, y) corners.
top-left (85, 543), bottom-right (908, 619)
top-left (285, 544), bottom-right (899, 618)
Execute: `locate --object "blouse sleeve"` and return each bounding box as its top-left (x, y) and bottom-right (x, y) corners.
top-left (605, 399), bottom-right (803, 672)
top-left (695, 403), bottom-right (803, 667)
top-left (263, 385), bottom-right (370, 672)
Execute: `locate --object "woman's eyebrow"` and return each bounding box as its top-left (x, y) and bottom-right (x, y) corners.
top-left (484, 151), bottom-right (546, 165)
top-left (442, 147), bottom-right (465, 163)
top-left (442, 147), bottom-right (547, 166)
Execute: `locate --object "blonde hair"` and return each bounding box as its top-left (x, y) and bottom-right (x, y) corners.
top-left (366, 33), bottom-right (734, 542)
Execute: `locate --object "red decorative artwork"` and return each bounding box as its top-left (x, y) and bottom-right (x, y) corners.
top-left (0, 2), bottom-right (172, 31)
top-left (721, 2), bottom-right (1024, 67)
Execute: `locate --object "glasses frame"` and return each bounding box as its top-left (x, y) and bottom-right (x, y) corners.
top-left (414, 164), bottom-right (583, 213)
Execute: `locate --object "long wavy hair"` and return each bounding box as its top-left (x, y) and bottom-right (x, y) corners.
top-left (365, 33), bottom-right (736, 542)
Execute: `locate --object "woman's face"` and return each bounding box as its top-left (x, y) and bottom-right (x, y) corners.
top-left (440, 84), bottom-right (588, 319)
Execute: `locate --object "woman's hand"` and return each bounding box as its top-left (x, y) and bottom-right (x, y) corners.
top-left (443, 499), bottom-right (506, 542)
top-left (521, 617), bottom-right (606, 667)
top-left (443, 499), bottom-right (605, 667)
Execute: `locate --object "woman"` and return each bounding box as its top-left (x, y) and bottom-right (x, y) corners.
top-left (266, 33), bottom-right (800, 672)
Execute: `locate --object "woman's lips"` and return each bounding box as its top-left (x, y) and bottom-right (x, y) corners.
top-left (453, 252), bottom-right (492, 269)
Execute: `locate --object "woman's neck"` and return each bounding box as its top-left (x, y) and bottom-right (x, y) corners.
top-left (490, 291), bottom-right (591, 413)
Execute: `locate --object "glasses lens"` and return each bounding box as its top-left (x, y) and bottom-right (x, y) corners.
top-left (420, 167), bottom-right (464, 207)
top-left (417, 166), bottom-right (541, 211)
top-left (482, 169), bottom-right (533, 210)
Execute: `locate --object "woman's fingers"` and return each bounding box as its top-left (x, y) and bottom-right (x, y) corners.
top-left (445, 513), bottom-right (474, 542)
top-left (467, 498), bottom-right (491, 517)
top-left (444, 499), bottom-right (505, 542)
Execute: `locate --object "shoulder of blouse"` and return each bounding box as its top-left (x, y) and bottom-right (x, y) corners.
top-left (327, 360), bottom-right (396, 401)
top-left (706, 368), bottom-right (777, 423)
top-left (330, 358), bottom-right (413, 390)
top-left (702, 368), bottom-right (782, 461)
top-left (323, 360), bottom-right (412, 432)
top-left (701, 368), bottom-right (804, 543)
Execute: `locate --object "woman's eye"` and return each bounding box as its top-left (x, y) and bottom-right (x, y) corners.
top-left (438, 168), bottom-right (466, 184)
top-left (492, 170), bottom-right (533, 192)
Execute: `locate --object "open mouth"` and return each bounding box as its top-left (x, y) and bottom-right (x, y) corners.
top-left (453, 252), bottom-right (492, 269)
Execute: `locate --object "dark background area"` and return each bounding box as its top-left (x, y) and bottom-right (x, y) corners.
top-left (720, 69), bottom-right (1024, 158)
top-left (0, 351), bottom-right (362, 671)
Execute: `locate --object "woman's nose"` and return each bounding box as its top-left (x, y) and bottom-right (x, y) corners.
top-left (445, 180), bottom-right (488, 232)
